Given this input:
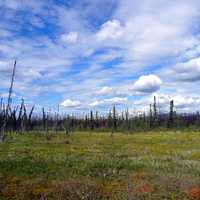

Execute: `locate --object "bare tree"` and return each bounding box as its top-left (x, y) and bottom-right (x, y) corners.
top-left (168, 100), bottom-right (174, 128)
top-left (55, 104), bottom-right (59, 134)
top-left (0, 60), bottom-right (17, 142)
top-left (149, 104), bottom-right (153, 129)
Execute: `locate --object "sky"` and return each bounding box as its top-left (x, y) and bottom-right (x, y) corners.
top-left (1, 0), bottom-right (200, 114)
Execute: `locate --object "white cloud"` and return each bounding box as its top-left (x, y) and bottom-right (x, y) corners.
top-left (96, 20), bottom-right (123, 41)
top-left (110, 0), bottom-right (199, 66)
top-left (60, 99), bottom-right (81, 108)
top-left (96, 86), bottom-right (113, 95)
top-left (0, 91), bottom-right (16, 99)
top-left (20, 68), bottom-right (42, 79)
top-left (90, 97), bottom-right (127, 107)
top-left (132, 74), bottom-right (162, 93)
top-left (0, 61), bottom-right (9, 69)
top-left (89, 100), bottom-right (101, 107)
top-left (105, 97), bottom-right (127, 104)
top-left (162, 57), bottom-right (200, 82)
top-left (61, 32), bottom-right (78, 44)
top-left (133, 92), bottom-right (200, 113)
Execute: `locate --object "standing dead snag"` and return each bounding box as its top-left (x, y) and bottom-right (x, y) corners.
top-left (110, 105), bottom-right (117, 137)
top-left (125, 109), bottom-right (130, 132)
top-left (0, 60), bottom-right (17, 142)
top-left (18, 98), bottom-right (27, 133)
top-left (55, 104), bottom-right (59, 134)
top-left (149, 104), bottom-right (153, 129)
top-left (90, 110), bottom-right (94, 131)
top-left (0, 98), bottom-right (3, 112)
top-left (42, 108), bottom-right (50, 134)
top-left (28, 106), bottom-right (34, 131)
top-left (64, 115), bottom-right (70, 135)
top-left (168, 100), bottom-right (174, 128)
top-left (95, 111), bottom-right (99, 129)
top-left (153, 96), bottom-right (158, 128)
top-left (42, 108), bottom-right (47, 133)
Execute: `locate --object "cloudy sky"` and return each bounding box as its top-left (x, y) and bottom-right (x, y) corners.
top-left (1, 0), bottom-right (200, 114)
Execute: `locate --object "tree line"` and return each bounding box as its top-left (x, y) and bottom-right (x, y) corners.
top-left (0, 96), bottom-right (200, 139)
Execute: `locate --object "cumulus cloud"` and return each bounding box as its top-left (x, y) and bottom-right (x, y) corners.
top-left (132, 74), bottom-right (162, 93)
top-left (96, 20), bottom-right (123, 41)
top-left (61, 32), bottom-right (78, 44)
top-left (90, 97), bottom-right (127, 107)
top-left (60, 99), bottom-right (81, 108)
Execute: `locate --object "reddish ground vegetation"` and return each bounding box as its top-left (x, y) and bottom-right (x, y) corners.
top-left (186, 187), bottom-right (200, 200)
top-left (137, 183), bottom-right (154, 194)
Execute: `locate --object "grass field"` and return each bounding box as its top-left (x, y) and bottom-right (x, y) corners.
top-left (0, 131), bottom-right (200, 200)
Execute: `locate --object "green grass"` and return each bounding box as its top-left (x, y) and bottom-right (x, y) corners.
top-left (0, 131), bottom-right (200, 199)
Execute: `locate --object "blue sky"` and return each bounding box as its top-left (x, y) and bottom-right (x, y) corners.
top-left (1, 0), bottom-right (200, 114)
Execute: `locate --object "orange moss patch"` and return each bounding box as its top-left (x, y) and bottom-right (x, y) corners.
top-left (137, 183), bottom-right (154, 194)
top-left (186, 187), bottom-right (200, 200)
top-left (131, 171), bottom-right (145, 182)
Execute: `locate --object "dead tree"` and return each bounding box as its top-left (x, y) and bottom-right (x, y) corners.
top-left (0, 98), bottom-right (3, 112)
top-left (18, 98), bottom-right (27, 133)
top-left (149, 104), bottom-right (153, 129)
top-left (42, 108), bottom-right (47, 133)
top-left (28, 106), bottom-right (34, 131)
top-left (95, 111), bottom-right (99, 129)
top-left (90, 110), bottom-right (94, 130)
top-left (125, 109), bottom-right (130, 132)
top-left (110, 105), bottom-right (117, 136)
top-left (0, 60), bottom-right (17, 142)
top-left (64, 115), bottom-right (70, 135)
top-left (55, 104), bottom-right (59, 134)
top-left (168, 100), bottom-right (174, 128)
top-left (153, 96), bottom-right (158, 127)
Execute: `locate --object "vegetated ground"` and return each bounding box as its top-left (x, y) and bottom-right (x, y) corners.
top-left (0, 131), bottom-right (200, 200)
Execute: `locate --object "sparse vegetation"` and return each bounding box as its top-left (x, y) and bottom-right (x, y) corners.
top-left (0, 131), bottom-right (200, 199)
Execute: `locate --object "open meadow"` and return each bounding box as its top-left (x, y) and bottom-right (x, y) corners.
top-left (0, 131), bottom-right (200, 200)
